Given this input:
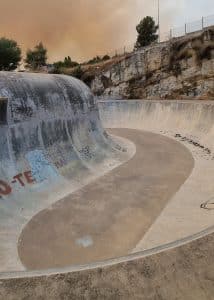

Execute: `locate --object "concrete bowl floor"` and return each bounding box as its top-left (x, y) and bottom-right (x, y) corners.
top-left (2, 99), bottom-right (214, 300)
top-left (18, 128), bottom-right (194, 270)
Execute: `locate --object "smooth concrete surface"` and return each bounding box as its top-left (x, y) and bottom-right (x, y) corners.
top-left (99, 100), bottom-right (214, 251)
top-left (18, 129), bottom-right (193, 270)
top-left (1, 84), bottom-right (214, 300)
top-left (0, 73), bottom-right (133, 272)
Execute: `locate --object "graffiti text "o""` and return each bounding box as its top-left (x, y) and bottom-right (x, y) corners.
top-left (0, 180), bottom-right (12, 196)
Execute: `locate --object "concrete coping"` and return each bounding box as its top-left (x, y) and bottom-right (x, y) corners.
top-left (98, 99), bottom-right (214, 104)
top-left (0, 223), bottom-right (214, 280)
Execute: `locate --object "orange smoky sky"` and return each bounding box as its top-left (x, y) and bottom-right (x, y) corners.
top-left (0, 0), bottom-right (179, 63)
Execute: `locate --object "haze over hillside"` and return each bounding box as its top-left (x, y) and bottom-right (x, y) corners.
top-left (0, 0), bottom-right (213, 62)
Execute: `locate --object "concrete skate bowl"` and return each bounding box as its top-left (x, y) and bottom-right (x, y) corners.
top-left (0, 73), bottom-right (214, 299)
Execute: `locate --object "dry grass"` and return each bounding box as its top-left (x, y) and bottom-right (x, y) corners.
top-left (169, 28), bottom-right (214, 75)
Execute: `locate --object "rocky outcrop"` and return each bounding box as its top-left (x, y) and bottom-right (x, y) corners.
top-left (91, 27), bottom-right (214, 100)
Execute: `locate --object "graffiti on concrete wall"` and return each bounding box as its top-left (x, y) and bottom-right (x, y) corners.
top-left (26, 150), bottom-right (59, 183)
top-left (0, 150), bottom-right (60, 197)
top-left (0, 171), bottom-right (35, 197)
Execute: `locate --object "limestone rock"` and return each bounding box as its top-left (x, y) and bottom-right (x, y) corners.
top-left (92, 27), bottom-right (214, 100)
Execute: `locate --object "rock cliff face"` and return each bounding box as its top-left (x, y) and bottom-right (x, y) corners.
top-left (91, 27), bottom-right (214, 100)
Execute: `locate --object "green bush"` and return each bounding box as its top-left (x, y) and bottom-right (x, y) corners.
top-left (25, 42), bottom-right (47, 70)
top-left (0, 37), bottom-right (21, 71)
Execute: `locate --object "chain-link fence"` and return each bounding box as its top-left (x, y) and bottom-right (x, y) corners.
top-left (96, 14), bottom-right (214, 58)
top-left (170, 14), bottom-right (214, 38)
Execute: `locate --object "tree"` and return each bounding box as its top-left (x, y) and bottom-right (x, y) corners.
top-left (102, 55), bottom-right (110, 61)
top-left (25, 42), bottom-right (47, 70)
top-left (0, 37), bottom-right (21, 71)
top-left (52, 56), bottom-right (79, 73)
top-left (135, 16), bottom-right (158, 49)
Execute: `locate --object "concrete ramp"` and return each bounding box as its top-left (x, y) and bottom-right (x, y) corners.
top-left (1, 83), bottom-right (214, 299)
top-left (99, 100), bottom-right (214, 250)
top-left (0, 73), bottom-right (133, 272)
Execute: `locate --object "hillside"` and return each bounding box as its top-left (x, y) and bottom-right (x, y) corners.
top-left (90, 27), bottom-right (214, 100)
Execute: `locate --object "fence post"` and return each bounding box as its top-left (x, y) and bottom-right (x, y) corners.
top-left (185, 23), bottom-right (187, 34)
top-left (202, 16), bottom-right (204, 29)
top-left (170, 29), bottom-right (172, 39)
top-left (124, 46), bottom-right (126, 55)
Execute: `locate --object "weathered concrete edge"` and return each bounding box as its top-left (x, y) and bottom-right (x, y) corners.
top-left (98, 99), bottom-right (214, 104)
top-left (0, 223), bottom-right (214, 280)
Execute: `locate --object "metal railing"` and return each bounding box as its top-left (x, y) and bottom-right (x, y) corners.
top-left (170, 14), bottom-right (214, 38)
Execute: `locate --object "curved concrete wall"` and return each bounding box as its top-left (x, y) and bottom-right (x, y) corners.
top-left (0, 73), bottom-right (130, 272)
top-left (0, 72), bottom-right (119, 192)
top-left (98, 100), bottom-right (214, 250)
top-left (99, 100), bottom-right (214, 151)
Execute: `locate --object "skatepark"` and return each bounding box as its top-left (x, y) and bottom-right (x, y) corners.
top-left (0, 72), bottom-right (214, 299)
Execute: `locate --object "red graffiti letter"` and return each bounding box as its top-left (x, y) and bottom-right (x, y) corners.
top-left (13, 174), bottom-right (25, 187)
top-left (24, 171), bottom-right (35, 184)
top-left (0, 180), bottom-right (12, 195)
